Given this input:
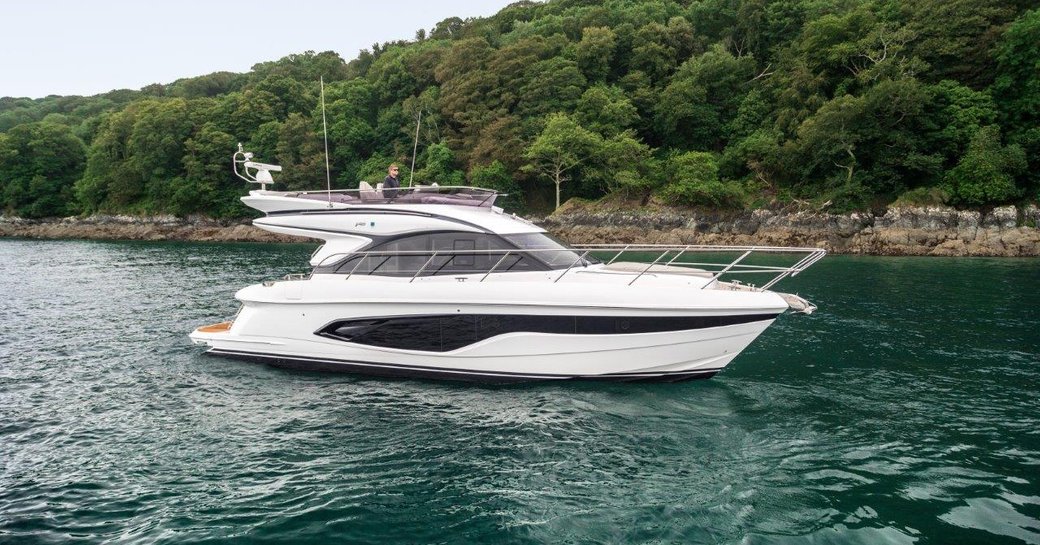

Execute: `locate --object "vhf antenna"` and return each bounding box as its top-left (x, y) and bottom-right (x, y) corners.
top-left (320, 76), bottom-right (332, 208)
top-left (409, 109), bottom-right (421, 187)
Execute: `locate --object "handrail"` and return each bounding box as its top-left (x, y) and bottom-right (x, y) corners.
top-left (274, 244), bottom-right (825, 291)
top-left (628, 249), bottom-right (670, 286)
top-left (481, 252), bottom-right (513, 283)
top-left (665, 246), bottom-right (690, 266)
top-left (409, 251), bottom-right (439, 283)
top-left (702, 249), bottom-right (753, 289)
top-left (554, 250), bottom-right (592, 283)
top-left (605, 244), bottom-right (630, 265)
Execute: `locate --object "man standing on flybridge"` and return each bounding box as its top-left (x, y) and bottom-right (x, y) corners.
top-left (384, 163), bottom-right (400, 198)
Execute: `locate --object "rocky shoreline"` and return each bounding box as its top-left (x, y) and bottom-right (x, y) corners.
top-left (2, 205), bottom-right (1039, 256)
top-left (543, 204), bottom-right (1040, 257)
top-left (0, 215), bottom-right (311, 244)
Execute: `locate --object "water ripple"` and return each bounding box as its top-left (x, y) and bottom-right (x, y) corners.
top-left (1, 242), bottom-right (1038, 543)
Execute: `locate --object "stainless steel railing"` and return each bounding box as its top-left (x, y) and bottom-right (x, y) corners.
top-left (287, 244), bottom-right (825, 291)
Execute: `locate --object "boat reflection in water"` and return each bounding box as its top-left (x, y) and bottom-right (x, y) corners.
top-left (190, 147), bottom-right (825, 382)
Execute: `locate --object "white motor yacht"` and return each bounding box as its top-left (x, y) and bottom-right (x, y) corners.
top-left (189, 148), bottom-right (825, 382)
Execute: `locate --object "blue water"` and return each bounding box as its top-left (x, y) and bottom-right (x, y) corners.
top-left (1, 239), bottom-right (1037, 544)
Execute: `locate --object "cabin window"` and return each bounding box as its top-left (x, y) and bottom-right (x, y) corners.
top-left (324, 232), bottom-right (543, 276)
top-left (501, 232), bottom-right (599, 269)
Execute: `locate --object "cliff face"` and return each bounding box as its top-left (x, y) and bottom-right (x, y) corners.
top-left (541, 205), bottom-right (1040, 257)
top-left (2, 205), bottom-right (1038, 256)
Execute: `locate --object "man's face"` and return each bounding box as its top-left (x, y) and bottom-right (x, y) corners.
top-left (390, 167), bottom-right (399, 176)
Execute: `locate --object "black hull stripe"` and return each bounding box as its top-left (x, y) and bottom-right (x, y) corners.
top-left (207, 349), bottom-right (721, 384)
top-left (318, 313), bottom-right (780, 353)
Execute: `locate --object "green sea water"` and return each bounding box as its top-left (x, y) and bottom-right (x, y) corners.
top-left (0, 239), bottom-right (1037, 544)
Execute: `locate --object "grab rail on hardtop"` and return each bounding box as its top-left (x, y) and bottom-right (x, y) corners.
top-left (301, 244), bottom-right (825, 291)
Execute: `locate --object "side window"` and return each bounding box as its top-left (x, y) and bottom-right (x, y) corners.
top-left (453, 239), bottom-right (476, 268)
top-left (326, 232), bottom-right (544, 276)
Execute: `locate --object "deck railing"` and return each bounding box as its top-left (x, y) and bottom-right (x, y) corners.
top-left (293, 244), bottom-right (826, 291)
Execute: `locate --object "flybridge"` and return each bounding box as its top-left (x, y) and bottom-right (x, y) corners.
top-left (232, 144), bottom-right (502, 211)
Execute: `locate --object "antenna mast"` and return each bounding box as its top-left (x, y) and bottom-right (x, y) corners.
top-left (320, 76), bottom-right (332, 207)
top-left (409, 109), bottom-right (421, 187)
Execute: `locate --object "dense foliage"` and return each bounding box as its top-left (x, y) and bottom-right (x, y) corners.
top-left (2, 0), bottom-right (1038, 218)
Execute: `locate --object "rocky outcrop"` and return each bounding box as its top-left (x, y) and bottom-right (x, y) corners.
top-left (542, 204), bottom-right (1040, 257)
top-left (3, 205), bottom-right (1038, 256)
top-left (0, 215), bottom-right (310, 243)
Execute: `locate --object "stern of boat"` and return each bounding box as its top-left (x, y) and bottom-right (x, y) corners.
top-left (189, 321), bottom-right (233, 346)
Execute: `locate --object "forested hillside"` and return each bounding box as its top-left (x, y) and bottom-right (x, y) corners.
top-left (1, 0), bottom-right (1037, 218)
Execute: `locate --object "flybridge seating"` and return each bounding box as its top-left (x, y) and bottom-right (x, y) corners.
top-left (284, 185), bottom-right (500, 207)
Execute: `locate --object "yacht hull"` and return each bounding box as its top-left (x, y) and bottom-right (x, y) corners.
top-left (190, 281), bottom-right (783, 382)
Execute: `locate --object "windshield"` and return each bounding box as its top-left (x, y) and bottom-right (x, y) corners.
top-left (502, 233), bottom-right (599, 269)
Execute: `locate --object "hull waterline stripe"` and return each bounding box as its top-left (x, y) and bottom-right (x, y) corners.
top-left (207, 348), bottom-right (723, 382)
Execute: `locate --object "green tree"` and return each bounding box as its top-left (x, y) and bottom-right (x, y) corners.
top-left (923, 80), bottom-right (998, 165)
top-left (656, 45), bottom-right (756, 149)
top-left (366, 42), bottom-right (447, 105)
top-left (944, 126), bottom-right (1026, 205)
top-left (993, 9), bottom-right (1040, 134)
top-left (466, 115), bottom-right (525, 173)
top-left (77, 109), bottom-right (140, 209)
top-left (576, 26), bottom-right (617, 81)
top-left (787, 78), bottom-right (938, 208)
top-left (904, 0), bottom-right (1016, 87)
top-left (168, 71), bottom-right (243, 99)
top-left (598, 131), bottom-right (656, 202)
top-left (523, 113), bottom-right (604, 210)
top-left (992, 9), bottom-right (1040, 196)
top-left (720, 129), bottom-right (783, 191)
top-left (488, 35), bottom-right (566, 110)
top-left (220, 90), bottom-right (281, 142)
top-left (470, 160), bottom-right (525, 212)
top-left (275, 113), bottom-right (326, 190)
top-left (126, 99), bottom-right (192, 183)
top-left (173, 123), bottom-right (239, 216)
top-left (516, 58), bottom-right (586, 119)
top-left (414, 143), bottom-right (465, 185)
top-left (575, 85), bottom-right (639, 137)
top-left (247, 50), bottom-right (349, 86)
top-left (658, 151), bottom-right (744, 208)
top-left (0, 122), bottom-right (86, 217)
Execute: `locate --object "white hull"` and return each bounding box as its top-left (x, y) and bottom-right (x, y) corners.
top-left (190, 272), bottom-right (787, 382)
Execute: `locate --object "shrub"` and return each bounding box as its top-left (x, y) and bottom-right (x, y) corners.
top-left (943, 126), bottom-right (1026, 205)
top-left (656, 151), bottom-right (744, 208)
top-left (892, 186), bottom-right (950, 207)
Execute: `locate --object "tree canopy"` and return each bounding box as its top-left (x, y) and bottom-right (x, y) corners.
top-left (2, 2), bottom-right (1038, 218)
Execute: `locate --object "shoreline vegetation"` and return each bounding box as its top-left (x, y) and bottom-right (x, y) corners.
top-left (4, 202), bottom-right (1037, 256)
top-left (2, 1), bottom-right (1039, 227)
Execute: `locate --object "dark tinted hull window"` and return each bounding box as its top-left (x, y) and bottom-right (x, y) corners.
top-left (318, 313), bottom-right (779, 352)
